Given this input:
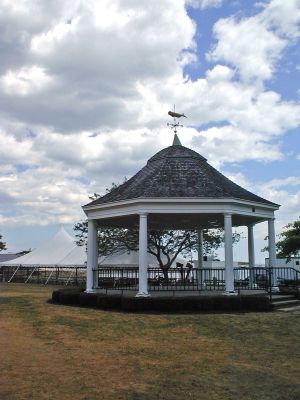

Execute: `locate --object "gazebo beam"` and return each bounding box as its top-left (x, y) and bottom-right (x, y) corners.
top-left (224, 213), bottom-right (235, 294)
top-left (248, 223), bottom-right (255, 286)
top-left (86, 219), bottom-right (98, 293)
top-left (268, 218), bottom-right (278, 290)
top-left (197, 229), bottom-right (203, 269)
top-left (136, 213), bottom-right (150, 297)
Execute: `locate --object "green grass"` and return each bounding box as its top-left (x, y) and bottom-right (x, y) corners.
top-left (1, 283), bottom-right (300, 400)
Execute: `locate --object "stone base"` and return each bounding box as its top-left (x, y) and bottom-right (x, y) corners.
top-left (136, 291), bottom-right (151, 298)
top-left (85, 289), bottom-right (96, 293)
top-left (271, 286), bottom-right (280, 293)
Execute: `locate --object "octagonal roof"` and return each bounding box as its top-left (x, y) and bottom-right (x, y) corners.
top-left (86, 139), bottom-right (278, 208)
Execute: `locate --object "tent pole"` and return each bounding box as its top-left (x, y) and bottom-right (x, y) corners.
top-left (8, 265), bottom-right (20, 283)
top-left (25, 266), bottom-right (37, 283)
top-left (45, 270), bottom-right (54, 285)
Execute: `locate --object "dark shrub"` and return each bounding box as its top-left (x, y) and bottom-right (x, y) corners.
top-left (173, 297), bottom-right (200, 313)
top-left (121, 296), bottom-right (152, 312)
top-left (213, 295), bottom-right (242, 311)
top-left (97, 294), bottom-right (122, 310)
top-left (52, 288), bottom-right (272, 313)
top-left (52, 290), bottom-right (61, 303)
top-left (149, 297), bottom-right (176, 313)
top-left (79, 292), bottom-right (98, 307)
top-left (121, 296), bottom-right (214, 313)
top-left (51, 287), bottom-right (84, 305)
top-left (241, 295), bottom-right (271, 311)
top-left (59, 291), bottom-right (81, 305)
top-left (195, 297), bottom-right (214, 312)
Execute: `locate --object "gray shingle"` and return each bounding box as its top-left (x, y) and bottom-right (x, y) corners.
top-left (87, 144), bottom-right (278, 207)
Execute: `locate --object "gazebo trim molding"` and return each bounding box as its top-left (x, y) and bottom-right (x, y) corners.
top-left (83, 197), bottom-right (278, 228)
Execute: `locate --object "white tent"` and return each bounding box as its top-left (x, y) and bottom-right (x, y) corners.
top-left (0, 227), bottom-right (86, 266)
top-left (0, 227), bottom-right (186, 268)
top-left (59, 244), bottom-right (87, 266)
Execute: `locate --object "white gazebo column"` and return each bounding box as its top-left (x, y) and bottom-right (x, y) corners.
top-left (197, 229), bottom-right (203, 288)
top-left (86, 219), bottom-right (98, 293)
top-left (136, 213), bottom-right (150, 297)
top-left (268, 218), bottom-right (278, 289)
top-left (248, 224), bottom-right (255, 287)
top-left (224, 213), bottom-right (235, 294)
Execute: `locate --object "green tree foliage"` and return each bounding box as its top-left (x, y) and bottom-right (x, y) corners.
top-left (276, 218), bottom-right (300, 260)
top-left (74, 221), bottom-right (235, 270)
top-left (0, 234), bottom-right (6, 252)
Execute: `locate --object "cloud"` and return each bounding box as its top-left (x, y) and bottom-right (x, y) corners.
top-left (0, 0), bottom-right (196, 132)
top-left (0, 66), bottom-right (53, 96)
top-left (207, 15), bottom-right (286, 82)
top-left (224, 171), bottom-right (300, 226)
top-left (207, 0), bottom-right (300, 82)
top-left (258, 0), bottom-right (300, 39)
top-left (0, 0), bottom-right (299, 231)
top-left (190, 125), bottom-right (283, 167)
top-left (186, 0), bottom-right (223, 9)
top-left (0, 126), bottom-right (170, 226)
top-left (221, 171), bottom-right (300, 261)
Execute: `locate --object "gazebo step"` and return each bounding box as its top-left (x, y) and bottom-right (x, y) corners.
top-left (272, 294), bottom-right (297, 302)
top-left (276, 305), bottom-right (300, 312)
top-left (273, 299), bottom-right (300, 309)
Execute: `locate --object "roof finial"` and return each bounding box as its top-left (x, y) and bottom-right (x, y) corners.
top-left (167, 104), bottom-right (187, 136)
top-left (173, 133), bottom-right (182, 146)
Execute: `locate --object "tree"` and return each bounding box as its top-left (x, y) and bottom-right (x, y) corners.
top-left (276, 218), bottom-right (300, 261)
top-left (0, 234), bottom-right (6, 252)
top-left (74, 221), bottom-right (236, 276)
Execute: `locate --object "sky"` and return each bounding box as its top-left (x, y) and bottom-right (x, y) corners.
top-left (0, 0), bottom-right (299, 264)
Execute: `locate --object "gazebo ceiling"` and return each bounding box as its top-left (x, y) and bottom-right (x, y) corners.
top-left (96, 213), bottom-right (266, 230)
top-left (86, 140), bottom-right (278, 209)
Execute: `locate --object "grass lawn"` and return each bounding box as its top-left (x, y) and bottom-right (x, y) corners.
top-left (0, 283), bottom-right (300, 400)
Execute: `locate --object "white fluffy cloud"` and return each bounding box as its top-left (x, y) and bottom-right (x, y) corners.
top-left (186, 0), bottom-right (223, 9)
top-left (0, 0), bottom-right (299, 234)
top-left (227, 172), bottom-right (300, 226)
top-left (259, 0), bottom-right (300, 39)
top-left (0, 0), bottom-right (195, 132)
top-left (224, 171), bottom-right (300, 262)
top-left (207, 0), bottom-right (300, 82)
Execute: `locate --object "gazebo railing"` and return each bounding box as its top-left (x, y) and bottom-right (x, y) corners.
top-left (94, 266), bottom-right (282, 292)
top-left (148, 267), bottom-right (225, 291)
top-left (96, 267), bottom-right (139, 290)
top-left (94, 266), bottom-right (300, 293)
top-left (2, 265), bottom-right (299, 295)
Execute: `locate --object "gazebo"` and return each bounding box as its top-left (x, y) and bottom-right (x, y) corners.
top-left (83, 135), bottom-right (279, 296)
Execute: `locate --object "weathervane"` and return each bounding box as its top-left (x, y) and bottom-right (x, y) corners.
top-left (167, 104), bottom-right (187, 134)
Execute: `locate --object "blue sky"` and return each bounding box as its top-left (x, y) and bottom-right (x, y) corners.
top-left (0, 0), bottom-right (299, 263)
top-left (185, 0), bottom-right (300, 189)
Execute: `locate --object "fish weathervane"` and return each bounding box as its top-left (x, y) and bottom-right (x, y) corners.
top-left (167, 105), bottom-right (187, 134)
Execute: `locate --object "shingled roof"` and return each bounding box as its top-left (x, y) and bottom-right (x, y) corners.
top-left (87, 139), bottom-right (278, 207)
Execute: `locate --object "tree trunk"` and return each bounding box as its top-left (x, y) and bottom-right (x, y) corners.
top-left (162, 267), bottom-right (169, 281)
